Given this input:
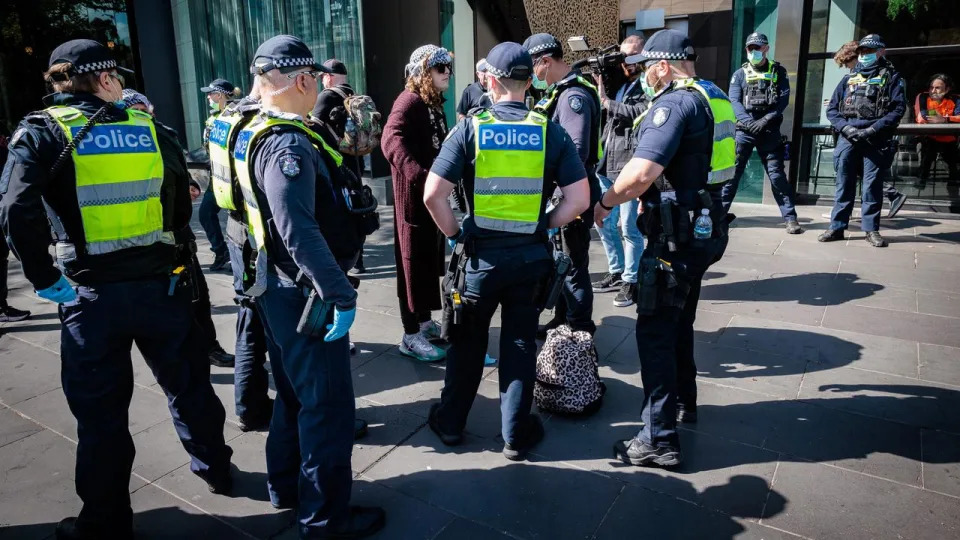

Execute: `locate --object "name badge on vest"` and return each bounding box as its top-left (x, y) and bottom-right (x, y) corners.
top-left (478, 123), bottom-right (544, 151)
top-left (208, 119), bottom-right (231, 148)
top-left (70, 125), bottom-right (157, 155)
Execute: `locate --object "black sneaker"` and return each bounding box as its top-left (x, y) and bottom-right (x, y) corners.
top-left (0, 304), bottom-right (31, 323)
top-left (209, 251), bottom-right (229, 271)
top-left (817, 229), bottom-right (845, 243)
top-left (209, 344), bottom-right (235, 368)
top-left (55, 517), bottom-right (133, 540)
top-left (677, 403), bottom-right (698, 424)
top-left (317, 506), bottom-right (386, 539)
top-left (865, 231), bottom-right (888, 248)
top-left (613, 438), bottom-right (681, 468)
top-left (613, 282), bottom-right (637, 308)
top-left (238, 399), bottom-right (274, 432)
top-left (428, 403), bottom-right (462, 446)
top-left (591, 272), bottom-right (623, 293)
top-left (503, 414), bottom-right (544, 461)
top-left (355, 418), bottom-right (369, 440)
top-left (785, 218), bottom-right (803, 235)
top-left (536, 318), bottom-right (563, 340)
top-left (887, 193), bottom-right (907, 218)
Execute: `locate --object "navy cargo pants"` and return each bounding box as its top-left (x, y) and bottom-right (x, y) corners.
top-left (59, 278), bottom-right (232, 533)
top-left (830, 135), bottom-right (896, 233)
top-left (436, 242), bottom-right (552, 444)
top-left (721, 130), bottom-right (798, 220)
top-left (553, 220), bottom-right (596, 334)
top-left (256, 273), bottom-right (355, 537)
top-left (226, 240), bottom-right (271, 419)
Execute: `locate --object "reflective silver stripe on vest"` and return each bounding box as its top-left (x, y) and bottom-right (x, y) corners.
top-left (715, 120), bottom-right (737, 141)
top-left (708, 167), bottom-right (736, 184)
top-left (85, 230), bottom-right (175, 255)
top-left (211, 162), bottom-right (232, 184)
top-left (474, 176), bottom-right (542, 196)
top-left (474, 216), bottom-right (538, 234)
top-left (76, 177), bottom-right (163, 208)
top-left (239, 185), bottom-right (260, 210)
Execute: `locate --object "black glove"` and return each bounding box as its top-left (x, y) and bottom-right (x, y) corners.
top-left (857, 126), bottom-right (877, 140)
top-left (841, 125), bottom-right (860, 141)
top-left (753, 116), bottom-right (770, 133)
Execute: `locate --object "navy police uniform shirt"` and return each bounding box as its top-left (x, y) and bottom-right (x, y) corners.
top-left (632, 82), bottom-right (713, 208)
top-left (826, 58), bottom-right (906, 137)
top-left (249, 115), bottom-right (357, 309)
top-left (430, 101), bottom-right (586, 239)
top-left (551, 72), bottom-right (600, 168)
top-left (728, 60), bottom-right (790, 132)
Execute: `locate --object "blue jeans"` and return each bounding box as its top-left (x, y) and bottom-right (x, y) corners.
top-left (436, 243), bottom-right (552, 444)
top-left (199, 187), bottom-right (226, 256)
top-left (256, 274), bottom-right (355, 536)
top-left (830, 136), bottom-right (896, 232)
top-left (59, 279), bottom-right (232, 533)
top-left (595, 174), bottom-right (644, 283)
top-left (721, 132), bottom-right (798, 219)
top-left (226, 241), bottom-right (270, 419)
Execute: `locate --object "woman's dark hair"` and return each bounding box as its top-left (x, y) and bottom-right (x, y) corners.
top-left (929, 73), bottom-right (954, 90)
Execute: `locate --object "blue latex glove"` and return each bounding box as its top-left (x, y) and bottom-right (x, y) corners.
top-left (548, 228), bottom-right (559, 238)
top-left (36, 275), bottom-right (77, 304)
top-left (483, 354), bottom-right (497, 366)
top-left (324, 306), bottom-right (356, 342)
top-left (447, 229), bottom-right (462, 250)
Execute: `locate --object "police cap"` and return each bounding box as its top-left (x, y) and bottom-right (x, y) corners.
top-left (200, 78), bottom-right (236, 94)
top-left (522, 33), bottom-right (563, 60)
top-left (323, 59), bottom-right (348, 75)
top-left (858, 34), bottom-right (886, 50)
top-left (745, 32), bottom-right (769, 47)
top-left (624, 29), bottom-right (698, 66)
top-left (484, 42), bottom-right (533, 81)
top-left (250, 35), bottom-right (328, 75)
top-left (48, 39), bottom-right (133, 78)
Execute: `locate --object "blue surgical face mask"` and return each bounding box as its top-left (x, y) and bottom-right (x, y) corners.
top-left (858, 53), bottom-right (878, 67)
top-left (748, 50), bottom-right (764, 65)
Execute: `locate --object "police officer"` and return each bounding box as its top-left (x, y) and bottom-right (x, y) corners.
top-left (723, 32), bottom-right (802, 234)
top-left (821, 34), bottom-right (906, 248)
top-left (230, 35), bottom-right (384, 537)
top-left (205, 87), bottom-right (275, 431)
top-left (201, 78), bottom-right (237, 271)
top-left (0, 39), bottom-right (233, 539)
top-left (423, 42), bottom-right (589, 460)
top-left (593, 30), bottom-right (735, 467)
top-left (522, 33), bottom-right (601, 337)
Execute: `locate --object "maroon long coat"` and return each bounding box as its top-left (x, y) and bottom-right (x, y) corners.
top-left (381, 90), bottom-right (447, 314)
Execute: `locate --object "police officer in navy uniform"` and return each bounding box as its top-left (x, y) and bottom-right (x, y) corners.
top-left (0, 39), bottom-right (233, 539)
top-left (723, 32), bottom-right (802, 234)
top-left (232, 35), bottom-right (384, 538)
top-left (593, 30), bottom-right (735, 468)
top-left (522, 33), bottom-right (601, 337)
top-left (423, 42), bottom-right (589, 460)
top-left (821, 34), bottom-right (906, 248)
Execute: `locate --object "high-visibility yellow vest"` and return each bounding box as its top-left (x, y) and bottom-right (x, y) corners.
top-left (207, 109), bottom-right (255, 211)
top-left (535, 74), bottom-right (603, 163)
top-left (471, 110), bottom-right (547, 234)
top-left (633, 78), bottom-right (737, 185)
top-left (231, 113), bottom-right (343, 296)
top-left (45, 106), bottom-right (173, 255)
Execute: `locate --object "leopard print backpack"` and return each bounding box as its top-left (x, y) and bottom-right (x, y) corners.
top-left (535, 325), bottom-right (605, 415)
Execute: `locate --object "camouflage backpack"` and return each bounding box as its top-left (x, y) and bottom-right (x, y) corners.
top-left (329, 87), bottom-right (382, 156)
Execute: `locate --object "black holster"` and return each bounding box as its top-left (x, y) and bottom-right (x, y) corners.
top-left (536, 234), bottom-right (572, 311)
top-left (440, 241), bottom-right (470, 341)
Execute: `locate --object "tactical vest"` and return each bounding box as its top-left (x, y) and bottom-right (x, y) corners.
top-left (535, 74), bottom-right (603, 164)
top-left (207, 106), bottom-right (258, 211)
top-left (471, 110), bottom-right (548, 234)
top-left (742, 61), bottom-right (779, 113)
top-left (45, 106), bottom-right (174, 256)
top-left (633, 79), bottom-right (737, 185)
top-left (232, 114), bottom-right (348, 297)
top-left (841, 68), bottom-right (892, 121)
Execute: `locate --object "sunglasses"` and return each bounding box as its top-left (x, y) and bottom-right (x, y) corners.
top-left (287, 69), bottom-right (323, 80)
top-left (108, 71), bottom-right (125, 87)
top-left (433, 64), bottom-right (452, 74)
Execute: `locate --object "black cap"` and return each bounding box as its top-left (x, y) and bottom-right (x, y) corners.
top-left (745, 32), bottom-right (769, 47)
top-left (522, 33), bottom-right (563, 59)
top-left (858, 34), bottom-right (886, 50)
top-left (484, 42), bottom-right (533, 81)
top-left (249, 35), bottom-right (327, 75)
top-left (48, 39), bottom-right (133, 76)
top-left (624, 29), bottom-right (697, 65)
top-left (323, 59), bottom-right (348, 75)
top-left (200, 78), bottom-right (236, 94)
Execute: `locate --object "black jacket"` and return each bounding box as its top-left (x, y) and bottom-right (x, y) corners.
top-left (0, 93), bottom-right (189, 288)
top-left (311, 83), bottom-right (361, 175)
top-left (598, 77), bottom-right (648, 177)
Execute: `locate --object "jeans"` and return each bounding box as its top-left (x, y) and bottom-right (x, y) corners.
top-left (59, 279), bottom-right (232, 532)
top-left (199, 187), bottom-right (226, 256)
top-left (721, 132), bottom-right (798, 220)
top-left (226, 241), bottom-right (270, 419)
top-left (436, 243), bottom-right (552, 444)
top-left (595, 174), bottom-right (645, 283)
top-left (830, 136), bottom-right (896, 232)
top-left (256, 274), bottom-right (355, 536)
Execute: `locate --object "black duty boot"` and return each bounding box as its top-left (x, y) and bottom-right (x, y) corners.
top-left (613, 438), bottom-right (682, 468)
top-left (817, 229), bottom-right (845, 243)
top-left (503, 414), bottom-right (544, 461)
top-left (865, 231), bottom-right (888, 248)
top-left (238, 399), bottom-right (274, 432)
top-left (428, 403), bottom-right (462, 446)
top-left (208, 344), bottom-right (235, 368)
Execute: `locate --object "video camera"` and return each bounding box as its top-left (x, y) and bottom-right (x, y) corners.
top-left (567, 36), bottom-right (629, 99)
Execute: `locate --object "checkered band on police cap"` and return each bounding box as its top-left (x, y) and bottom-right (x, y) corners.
top-left (74, 59), bottom-right (118, 74)
top-left (522, 33), bottom-right (563, 58)
top-left (858, 34), bottom-right (885, 49)
top-left (746, 33), bottom-right (769, 47)
top-left (273, 57), bottom-right (316, 68)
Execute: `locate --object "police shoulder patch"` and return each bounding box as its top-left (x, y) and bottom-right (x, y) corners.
top-left (568, 95), bottom-right (583, 113)
top-left (652, 107), bottom-right (671, 127)
top-left (278, 154), bottom-right (301, 178)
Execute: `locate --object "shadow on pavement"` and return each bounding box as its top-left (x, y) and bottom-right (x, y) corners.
top-left (702, 272), bottom-right (883, 306)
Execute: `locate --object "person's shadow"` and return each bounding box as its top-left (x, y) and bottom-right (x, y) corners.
top-left (702, 272), bottom-right (883, 307)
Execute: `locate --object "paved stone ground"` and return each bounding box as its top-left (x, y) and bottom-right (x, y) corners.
top-left (2, 202), bottom-right (960, 539)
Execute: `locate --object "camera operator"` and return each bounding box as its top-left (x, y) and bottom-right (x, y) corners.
top-left (591, 34), bottom-right (649, 308)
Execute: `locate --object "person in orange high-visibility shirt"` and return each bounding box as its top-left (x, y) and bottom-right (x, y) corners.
top-left (914, 73), bottom-right (960, 189)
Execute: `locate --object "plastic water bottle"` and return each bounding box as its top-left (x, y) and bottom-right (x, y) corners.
top-left (693, 209), bottom-right (713, 239)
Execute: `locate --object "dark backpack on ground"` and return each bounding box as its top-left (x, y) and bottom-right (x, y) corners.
top-left (535, 325), bottom-right (606, 415)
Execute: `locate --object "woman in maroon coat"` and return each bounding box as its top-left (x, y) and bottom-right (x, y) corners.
top-left (382, 45), bottom-right (452, 362)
